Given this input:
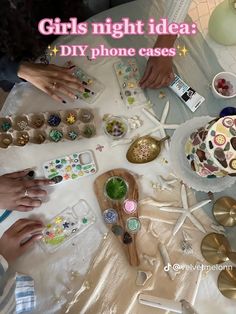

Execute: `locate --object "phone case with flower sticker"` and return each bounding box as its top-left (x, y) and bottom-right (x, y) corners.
top-left (42, 151), bottom-right (97, 184)
top-left (114, 59), bottom-right (147, 109)
top-left (40, 199), bottom-right (96, 253)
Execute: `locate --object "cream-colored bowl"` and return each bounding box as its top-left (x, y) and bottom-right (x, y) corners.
top-left (212, 72), bottom-right (236, 99)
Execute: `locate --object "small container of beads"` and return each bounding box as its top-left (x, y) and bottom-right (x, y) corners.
top-left (13, 116), bottom-right (29, 131)
top-left (15, 132), bottom-right (30, 146)
top-left (0, 133), bottom-right (13, 148)
top-left (123, 199), bottom-right (138, 215)
top-left (0, 118), bottom-right (12, 132)
top-left (104, 116), bottom-right (128, 140)
top-left (126, 217), bottom-right (141, 234)
top-left (103, 208), bottom-right (119, 224)
top-left (47, 113), bottom-right (61, 127)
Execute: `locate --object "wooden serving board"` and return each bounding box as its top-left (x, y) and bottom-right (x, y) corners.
top-left (94, 168), bottom-right (139, 266)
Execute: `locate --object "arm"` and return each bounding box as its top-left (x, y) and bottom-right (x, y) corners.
top-left (0, 219), bottom-right (44, 313)
top-left (165, 0), bottom-right (192, 23)
top-left (140, 0), bottom-right (192, 89)
top-left (0, 256), bottom-right (16, 312)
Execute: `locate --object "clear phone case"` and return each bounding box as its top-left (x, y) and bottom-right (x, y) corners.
top-left (114, 59), bottom-right (147, 109)
top-left (43, 150), bottom-right (97, 184)
top-left (40, 199), bottom-right (96, 253)
top-left (64, 61), bottom-right (104, 104)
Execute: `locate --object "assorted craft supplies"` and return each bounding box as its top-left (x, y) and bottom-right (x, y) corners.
top-left (4, 55), bottom-right (235, 307)
top-left (0, 108), bottom-right (96, 148)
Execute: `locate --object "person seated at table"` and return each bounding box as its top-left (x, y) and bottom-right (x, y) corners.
top-left (0, 219), bottom-right (43, 313)
top-left (0, 169), bottom-right (53, 212)
top-left (0, 0), bottom-right (191, 101)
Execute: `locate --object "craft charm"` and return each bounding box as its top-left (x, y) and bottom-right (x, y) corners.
top-left (49, 129), bottom-right (63, 142)
top-left (128, 116), bottom-right (143, 130)
top-left (123, 232), bottom-right (132, 244)
top-left (47, 114), bottom-right (61, 127)
top-left (66, 112), bottom-right (77, 125)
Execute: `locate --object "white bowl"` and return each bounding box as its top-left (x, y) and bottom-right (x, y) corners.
top-left (212, 72), bottom-right (236, 99)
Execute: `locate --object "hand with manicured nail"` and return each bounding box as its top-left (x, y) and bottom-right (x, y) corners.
top-left (140, 35), bottom-right (176, 89)
top-left (0, 219), bottom-right (43, 263)
top-left (17, 63), bottom-right (84, 103)
top-left (0, 169), bottom-right (53, 211)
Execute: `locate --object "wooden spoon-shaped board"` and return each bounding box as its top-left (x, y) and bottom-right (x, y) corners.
top-left (94, 168), bottom-right (139, 266)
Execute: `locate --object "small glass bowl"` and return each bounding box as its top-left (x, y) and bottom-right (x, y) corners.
top-left (104, 116), bottom-right (128, 140)
top-left (104, 176), bottom-right (128, 202)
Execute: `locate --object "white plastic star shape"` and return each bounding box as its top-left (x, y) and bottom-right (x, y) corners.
top-left (142, 101), bottom-right (179, 149)
top-left (160, 184), bottom-right (211, 236)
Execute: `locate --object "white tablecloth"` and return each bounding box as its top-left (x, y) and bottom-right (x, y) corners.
top-left (0, 1), bottom-right (236, 313)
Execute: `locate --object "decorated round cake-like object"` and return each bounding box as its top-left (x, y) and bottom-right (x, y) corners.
top-left (206, 115), bottom-right (236, 175)
top-left (185, 116), bottom-right (236, 178)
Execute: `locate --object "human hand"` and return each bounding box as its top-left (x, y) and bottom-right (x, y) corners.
top-left (0, 169), bottom-right (53, 211)
top-left (18, 63), bottom-right (85, 103)
top-left (140, 35), bottom-right (177, 89)
top-left (140, 56), bottom-right (174, 89)
top-left (0, 219), bottom-right (43, 263)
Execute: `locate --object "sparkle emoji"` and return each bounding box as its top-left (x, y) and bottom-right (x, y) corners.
top-left (48, 45), bottom-right (59, 56)
top-left (177, 45), bottom-right (189, 57)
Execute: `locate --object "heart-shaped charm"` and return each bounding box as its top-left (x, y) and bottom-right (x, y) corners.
top-left (213, 196), bottom-right (236, 227)
top-left (126, 135), bottom-right (169, 164)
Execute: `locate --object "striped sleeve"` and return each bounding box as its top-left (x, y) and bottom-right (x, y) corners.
top-left (0, 258), bottom-right (16, 314)
top-left (164, 0), bottom-right (192, 23)
top-left (0, 258), bottom-right (36, 314)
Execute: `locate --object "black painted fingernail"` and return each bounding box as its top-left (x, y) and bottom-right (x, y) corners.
top-left (27, 170), bottom-right (35, 178)
top-left (62, 100), bottom-right (67, 104)
top-left (82, 81), bottom-right (88, 85)
top-left (84, 88), bottom-right (90, 93)
top-left (69, 65), bottom-right (76, 69)
top-left (74, 95), bottom-right (79, 100)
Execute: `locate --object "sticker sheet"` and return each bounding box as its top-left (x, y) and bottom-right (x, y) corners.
top-left (40, 200), bottom-right (96, 253)
top-left (43, 151), bottom-right (97, 184)
top-left (114, 59), bottom-right (147, 109)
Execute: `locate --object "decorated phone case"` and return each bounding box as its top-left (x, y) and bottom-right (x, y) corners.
top-left (65, 62), bottom-right (104, 104)
top-left (114, 59), bottom-right (147, 109)
top-left (40, 199), bottom-right (96, 253)
top-left (43, 151), bottom-right (97, 184)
